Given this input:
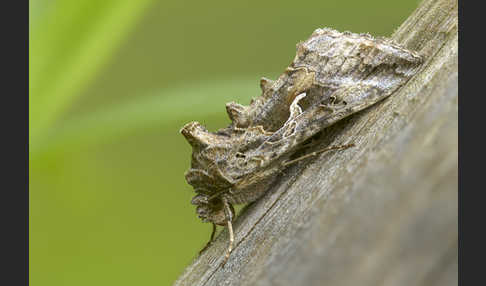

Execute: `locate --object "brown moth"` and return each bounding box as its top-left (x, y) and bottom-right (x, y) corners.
top-left (180, 28), bottom-right (422, 264)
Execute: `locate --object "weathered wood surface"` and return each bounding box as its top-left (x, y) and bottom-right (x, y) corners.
top-left (174, 0), bottom-right (458, 285)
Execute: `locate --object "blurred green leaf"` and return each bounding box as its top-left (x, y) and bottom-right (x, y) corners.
top-left (31, 76), bottom-right (274, 159)
top-left (29, 76), bottom-right (268, 286)
top-left (29, 0), bottom-right (155, 146)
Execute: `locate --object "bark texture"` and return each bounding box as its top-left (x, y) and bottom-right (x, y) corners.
top-left (174, 0), bottom-right (458, 285)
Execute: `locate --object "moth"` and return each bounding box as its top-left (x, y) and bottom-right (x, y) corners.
top-left (180, 28), bottom-right (422, 264)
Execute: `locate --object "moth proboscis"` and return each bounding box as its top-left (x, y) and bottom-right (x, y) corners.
top-left (180, 27), bottom-right (423, 266)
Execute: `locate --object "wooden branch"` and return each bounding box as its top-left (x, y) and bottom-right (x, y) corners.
top-left (174, 0), bottom-right (458, 285)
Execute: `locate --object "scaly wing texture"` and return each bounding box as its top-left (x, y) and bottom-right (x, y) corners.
top-left (181, 28), bottom-right (423, 202)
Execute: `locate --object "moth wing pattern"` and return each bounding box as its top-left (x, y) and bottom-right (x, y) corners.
top-left (181, 28), bottom-right (423, 207)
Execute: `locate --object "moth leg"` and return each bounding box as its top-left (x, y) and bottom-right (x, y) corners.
top-left (295, 136), bottom-right (322, 151)
top-left (207, 189), bottom-right (228, 201)
top-left (282, 143), bottom-right (355, 167)
top-left (199, 223), bottom-right (217, 255)
top-left (220, 196), bottom-right (235, 267)
top-left (221, 218), bottom-right (235, 267)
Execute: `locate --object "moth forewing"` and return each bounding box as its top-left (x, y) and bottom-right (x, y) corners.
top-left (180, 27), bottom-right (423, 264)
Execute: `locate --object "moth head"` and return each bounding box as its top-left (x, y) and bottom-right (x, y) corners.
top-left (191, 194), bottom-right (234, 226)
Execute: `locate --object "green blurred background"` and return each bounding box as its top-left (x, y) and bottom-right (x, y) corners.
top-left (29, 0), bottom-right (419, 285)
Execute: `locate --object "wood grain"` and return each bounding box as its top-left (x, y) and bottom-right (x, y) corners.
top-left (174, 0), bottom-right (458, 285)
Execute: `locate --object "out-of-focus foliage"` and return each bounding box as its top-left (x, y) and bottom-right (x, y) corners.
top-left (30, 0), bottom-right (418, 285)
